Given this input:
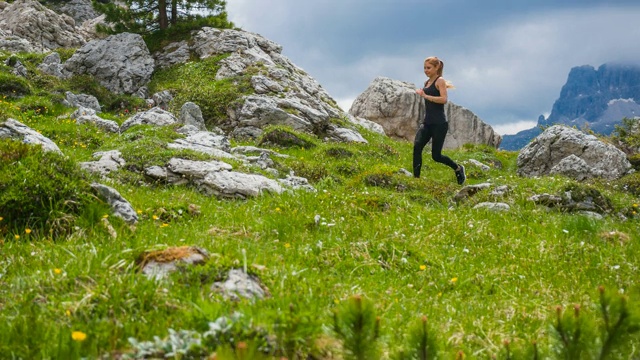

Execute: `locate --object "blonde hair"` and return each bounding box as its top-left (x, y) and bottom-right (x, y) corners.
top-left (424, 56), bottom-right (455, 89)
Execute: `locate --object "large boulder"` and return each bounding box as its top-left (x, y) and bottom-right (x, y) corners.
top-left (517, 125), bottom-right (633, 181)
top-left (48, 0), bottom-right (99, 24)
top-left (349, 77), bottom-right (502, 149)
top-left (0, 0), bottom-right (86, 52)
top-left (63, 32), bottom-right (155, 95)
top-left (349, 77), bottom-right (421, 141)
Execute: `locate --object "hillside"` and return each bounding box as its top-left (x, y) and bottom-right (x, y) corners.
top-left (2, 5), bottom-right (640, 360)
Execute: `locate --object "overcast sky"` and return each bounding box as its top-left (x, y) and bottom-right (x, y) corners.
top-left (226, 1), bottom-right (640, 135)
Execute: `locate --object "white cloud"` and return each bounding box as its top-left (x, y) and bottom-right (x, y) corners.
top-left (492, 120), bottom-right (539, 136)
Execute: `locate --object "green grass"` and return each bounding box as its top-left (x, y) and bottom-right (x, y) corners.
top-left (1, 50), bottom-right (640, 360)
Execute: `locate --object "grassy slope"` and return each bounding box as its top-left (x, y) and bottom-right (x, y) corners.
top-left (0, 50), bottom-right (639, 360)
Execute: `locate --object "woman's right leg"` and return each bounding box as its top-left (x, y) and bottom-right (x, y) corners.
top-left (412, 124), bottom-right (432, 178)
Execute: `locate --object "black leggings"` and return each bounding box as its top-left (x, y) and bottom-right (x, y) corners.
top-left (413, 122), bottom-right (458, 178)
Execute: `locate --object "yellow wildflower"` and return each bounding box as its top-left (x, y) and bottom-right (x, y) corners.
top-left (451, 277), bottom-right (458, 283)
top-left (0, 217), bottom-right (3, 221)
top-left (25, 228), bottom-right (31, 234)
top-left (54, 268), bottom-right (62, 275)
top-left (275, 207), bottom-right (281, 212)
top-left (333, 299), bottom-right (339, 305)
top-left (160, 223), bottom-right (169, 228)
top-left (419, 265), bottom-right (426, 271)
top-left (71, 331), bottom-right (87, 341)
top-left (14, 234), bottom-right (19, 240)
top-left (65, 310), bottom-right (71, 317)
top-left (284, 243), bottom-right (291, 248)
top-left (137, 209), bottom-right (142, 214)
top-left (102, 214), bottom-right (109, 218)
top-left (152, 215), bottom-right (159, 220)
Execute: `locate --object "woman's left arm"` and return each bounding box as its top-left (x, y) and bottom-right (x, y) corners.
top-left (425, 78), bottom-right (448, 104)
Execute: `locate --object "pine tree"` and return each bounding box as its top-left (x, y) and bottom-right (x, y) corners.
top-left (92, 0), bottom-right (232, 34)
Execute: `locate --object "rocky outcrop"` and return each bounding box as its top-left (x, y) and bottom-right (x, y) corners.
top-left (0, 0), bottom-right (86, 52)
top-left (63, 32), bottom-right (155, 95)
top-left (349, 77), bottom-right (501, 149)
top-left (0, 118), bottom-right (61, 153)
top-left (48, 0), bottom-right (98, 24)
top-left (517, 125), bottom-right (632, 181)
top-left (190, 27), bottom-right (365, 143)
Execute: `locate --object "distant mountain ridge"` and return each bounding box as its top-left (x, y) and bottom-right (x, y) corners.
top-left (500, 62), bottom-right (640, 150)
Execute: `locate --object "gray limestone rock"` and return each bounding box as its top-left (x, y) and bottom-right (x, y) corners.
top-left (90, 183), bottom-right (138, 224)
top-left (211, 269), bottom-right (268, 301)
top-left (0, 118), bottom-right (61, 153)
top-left (63, 32), bottom-right (154, 95)
top-left (517, 125), bottom-right (632, 181)
top-left (120, 107), bottom-right (179, 132)
top-left (0, 0), bottom-right (86, 52)
top-left (80, 150), bottom-right (126, 177)
top-left (179, 102), bottom-right (206, 130)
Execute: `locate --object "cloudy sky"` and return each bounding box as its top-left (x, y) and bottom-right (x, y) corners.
top-left (226, 1), bottom-right (640, 135)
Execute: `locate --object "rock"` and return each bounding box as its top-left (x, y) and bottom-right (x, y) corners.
top-left (63, 32), bottom-right (155, 95)
top-left (64, 91), bottom-right (101, 112)
top-left (349, 76), bottom-right (502, 149)
top-left (152, 90), bottom-right (173, 110)
top-left (80, 150), bottom-right (126, 177)
top-left (49, 0), bottom-right (99, 24)
top-left (277, 173), bottom-right (316, 192)
top-left (144, 158), bottom-right (284, 199)
top-left (0, 118), bottom-right (61, 153)
top-left (153, 40), bottom-right (191, 69)
top-left (468, 159), bottom-right (490, 171)
top-left (37, 52), bottom-right (65, 78)
top-left (167, 131), bottom-right (233, 158)
top-left (326, 126), bottom-right (368, 143)
top-left (10, 59), bottom-right (27, 77)
top-left (473, 202), bottom-right (511, 211)
top-left (517, 125), bottom-right (632, 181)
top-left (453, 183), bottom-right (491, 202)
top-left (138, 246), bottom-right (209, 281)
top-left (489, 185), bottom-right (510, 197)
top-left (211, 269), bottom-right (268, 301)
top-left (179, 102), bottom-right (206, 130)
top-left (445, 102), bottom-right (502, 149)
top-left (120, 107), bottom-right (179, 132)
top-left (349, 77), bottom-right (421, 141)
top-left (0, 34), bottom-right (34, 53)
top-left (71, 107), bottom-right (119, 133)
top-left (0, 0), bottom-right (86, 52)
top-left (346, 114), bottom-right (385, 135)
top-left (90, 183), bottom-right (138, 224)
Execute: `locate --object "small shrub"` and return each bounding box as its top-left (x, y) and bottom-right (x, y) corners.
top-left (0, 139), bottom-right (108, 237)
top-left (325, 146), bottom-right (354, 159)
top-left (0, 72), bottom-right (31, 98)
top-left (258, 127), bottom-right (317, 149)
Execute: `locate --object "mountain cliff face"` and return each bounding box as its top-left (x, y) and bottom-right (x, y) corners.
top-left (501, 63), bottom-right (640, 150)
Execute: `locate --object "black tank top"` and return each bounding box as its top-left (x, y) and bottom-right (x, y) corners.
top-left (423, 76), bottom-right (447, 125)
